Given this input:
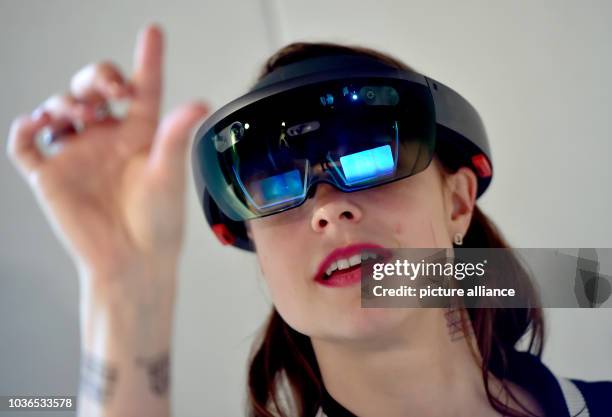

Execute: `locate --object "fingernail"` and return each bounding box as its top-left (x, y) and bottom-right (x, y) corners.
top-left (42, 123), bottom-right (77, 145)
top-left (42, 129), bottom-right (56, 145)
top-left (31, 108), bottom-right (47, 121)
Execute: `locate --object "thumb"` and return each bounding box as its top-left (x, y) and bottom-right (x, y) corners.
top-left (147, 101), bottom-right (210, 186)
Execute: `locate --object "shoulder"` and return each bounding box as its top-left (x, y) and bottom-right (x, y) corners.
top-left (505, 349), bottom-right (612, 417)
top-left (565, 377), bottom-right (612, 416)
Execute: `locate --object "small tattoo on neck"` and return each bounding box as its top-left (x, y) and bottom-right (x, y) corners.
top-left (79, 352), bottom-right (119, 404)
top-left (444, 306), bottom-right (474, 342)
top-left (135, 351), bottom-right (170, 396)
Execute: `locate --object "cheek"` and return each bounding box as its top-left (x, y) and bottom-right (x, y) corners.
top-left (260, 262), bottom-right (314, 335)
top-left (252, 223), bottom-right (314, 330)
top-left (251, 217), bottom-right (300, 258)
top-left (255, 230), bottom-right (298, 284)
top-left (257, 247), bottom-right (301, 311)
top-left (384, 190), bottom-right (449, 248)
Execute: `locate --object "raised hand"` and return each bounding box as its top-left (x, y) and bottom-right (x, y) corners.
top-left (7, 25), bottom-right (209, 284)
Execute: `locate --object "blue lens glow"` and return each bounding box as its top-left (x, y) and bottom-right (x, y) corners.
top-left (257, 169), bottom-right (304, 207)
top-left (351, 94), bottom-right (358, 100)
top-left (233, 164), bottom-right (307, 213)
top-left (339, 145), bottom-right (394, 185)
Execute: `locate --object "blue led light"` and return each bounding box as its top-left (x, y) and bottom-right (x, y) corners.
top-left (339, 145), bottom-right (394, 185)
top-left (351, 94), bottom-right (358, 100)
top-left (257, 169), bottom-right (304, 207)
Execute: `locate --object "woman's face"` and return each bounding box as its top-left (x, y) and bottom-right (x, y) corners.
top-left (246, 156), bottom-right (477, 343)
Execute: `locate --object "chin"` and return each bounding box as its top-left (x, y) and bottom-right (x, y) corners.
top-left (313, 307), bottom-right (414, 344)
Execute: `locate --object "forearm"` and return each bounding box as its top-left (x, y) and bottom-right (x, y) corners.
top-left (77, 270), bottom-right (176, 417)
top-left (77, 346), bottom-right (171, 417)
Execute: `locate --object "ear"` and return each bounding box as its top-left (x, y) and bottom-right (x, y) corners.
top-left (443, 166), bottom-right (478, 239)
top-left (245, 220), bottom-right (254, 242)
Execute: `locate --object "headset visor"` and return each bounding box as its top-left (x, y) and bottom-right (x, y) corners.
top-left (195, 77), bottom-right (436, 221)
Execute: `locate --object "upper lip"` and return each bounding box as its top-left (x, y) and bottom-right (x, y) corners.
top-left (314, 242), bottom-right (392, 281)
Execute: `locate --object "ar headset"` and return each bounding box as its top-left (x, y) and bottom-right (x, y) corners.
top-left (191, 53), bottom-right (493, 252)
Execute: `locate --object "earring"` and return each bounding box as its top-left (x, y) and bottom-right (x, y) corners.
top-left (453, 232), bottom-right (463, 246)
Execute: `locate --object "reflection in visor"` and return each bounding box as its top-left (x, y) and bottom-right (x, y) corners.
top-left (337, 145), bottom-right (395, 185)
top-left (234, 166), bottom-right (306, 211)
top-left (258, 169), bottom-right (304, 207)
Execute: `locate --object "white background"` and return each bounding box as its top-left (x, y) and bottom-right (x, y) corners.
top-left (1, 1), bottom-right (611, 416)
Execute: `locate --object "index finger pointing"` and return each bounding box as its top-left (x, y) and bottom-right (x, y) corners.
top-left (129, 24), bottom-right (163, 123)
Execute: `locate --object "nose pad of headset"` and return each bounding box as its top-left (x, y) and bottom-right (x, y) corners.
top-left (305, 158), bottom-right (348, 200)
top-left (306, 184), bottom-right (317, 200)
top-left (305, 177), bottom-right (342, 200)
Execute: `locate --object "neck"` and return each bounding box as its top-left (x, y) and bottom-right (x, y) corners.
top-left (311, 308), bottom-right (495, 417)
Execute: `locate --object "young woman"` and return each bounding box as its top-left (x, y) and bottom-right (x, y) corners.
top-left (6, 24), bottom-right (610, 417)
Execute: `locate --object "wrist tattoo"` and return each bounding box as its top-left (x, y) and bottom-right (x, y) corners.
top-left (135, 351), bottom-right (170, 396)
top-left (79, 352), bottom-right (119, 404)
top-left (444, 306), bottom-right (474, 342)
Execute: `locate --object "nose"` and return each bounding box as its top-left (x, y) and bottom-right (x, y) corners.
top-left (309, 183), bottom-right (363, 232)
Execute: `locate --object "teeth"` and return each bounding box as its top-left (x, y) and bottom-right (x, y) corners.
top-left (324, 254), bottom-right (366, 278)
top-left (321, 248), bottom-right (392, 279)
top-left (337, 258), bottom-right (350, 270)
top-left (361, 251), bottom-right (379, 261)
top-left (348, 254), bottom-right (361, 266)
top-left (325, 262), bottom-right (338, 277)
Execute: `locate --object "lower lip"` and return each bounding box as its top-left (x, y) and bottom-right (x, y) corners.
top-left (316, 264), bottom-right (363, 287)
